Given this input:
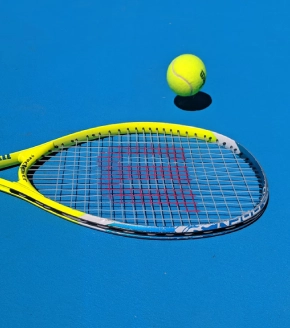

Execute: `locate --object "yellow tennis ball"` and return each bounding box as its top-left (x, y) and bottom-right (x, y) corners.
top-left (167, 54), bottom-right (206, 96)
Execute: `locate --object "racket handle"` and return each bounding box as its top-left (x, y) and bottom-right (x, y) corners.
top-left (0, 152), bottom-right (20, 170)
top-left (0, 141), bottom-right (54, 171)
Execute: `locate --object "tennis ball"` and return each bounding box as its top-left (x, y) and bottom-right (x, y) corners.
top-left (167, 54), bottom-right (206, 96)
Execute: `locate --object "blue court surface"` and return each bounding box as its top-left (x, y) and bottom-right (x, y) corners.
top-left (0, 1), bottom-right (289, 327)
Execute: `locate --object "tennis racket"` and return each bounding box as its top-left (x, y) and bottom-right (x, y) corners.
top-left (0, 122), bottom-right (268, 239)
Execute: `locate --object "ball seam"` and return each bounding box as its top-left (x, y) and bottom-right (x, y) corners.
top-left (172, 59), bottom-right (193, 95)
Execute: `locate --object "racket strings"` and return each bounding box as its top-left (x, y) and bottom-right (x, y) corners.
top-left (27, 131), bottom-right (263, 227)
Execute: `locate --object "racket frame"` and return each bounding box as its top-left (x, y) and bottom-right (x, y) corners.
top-left (0, 122), bottom-right (269, 239)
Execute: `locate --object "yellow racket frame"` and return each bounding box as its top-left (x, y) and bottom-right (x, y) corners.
top-left (0, 122), bottom-right (239, 230)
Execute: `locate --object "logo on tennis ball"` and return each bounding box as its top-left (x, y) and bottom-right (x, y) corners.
top-left (200, 70), bottom-right (206, 87)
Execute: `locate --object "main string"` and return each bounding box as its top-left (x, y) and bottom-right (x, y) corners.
top-left (27, 130), bottom-right (262, 227)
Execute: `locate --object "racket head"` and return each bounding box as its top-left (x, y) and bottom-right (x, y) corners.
top-left (0, 122), bottom-right (269, 239)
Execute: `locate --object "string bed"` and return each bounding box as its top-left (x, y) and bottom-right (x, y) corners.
top-left (27, 131), bottom-right (263, 227)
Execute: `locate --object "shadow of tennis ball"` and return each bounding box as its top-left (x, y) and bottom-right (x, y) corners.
top-left (174, 91), bottom-right (212, 111)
